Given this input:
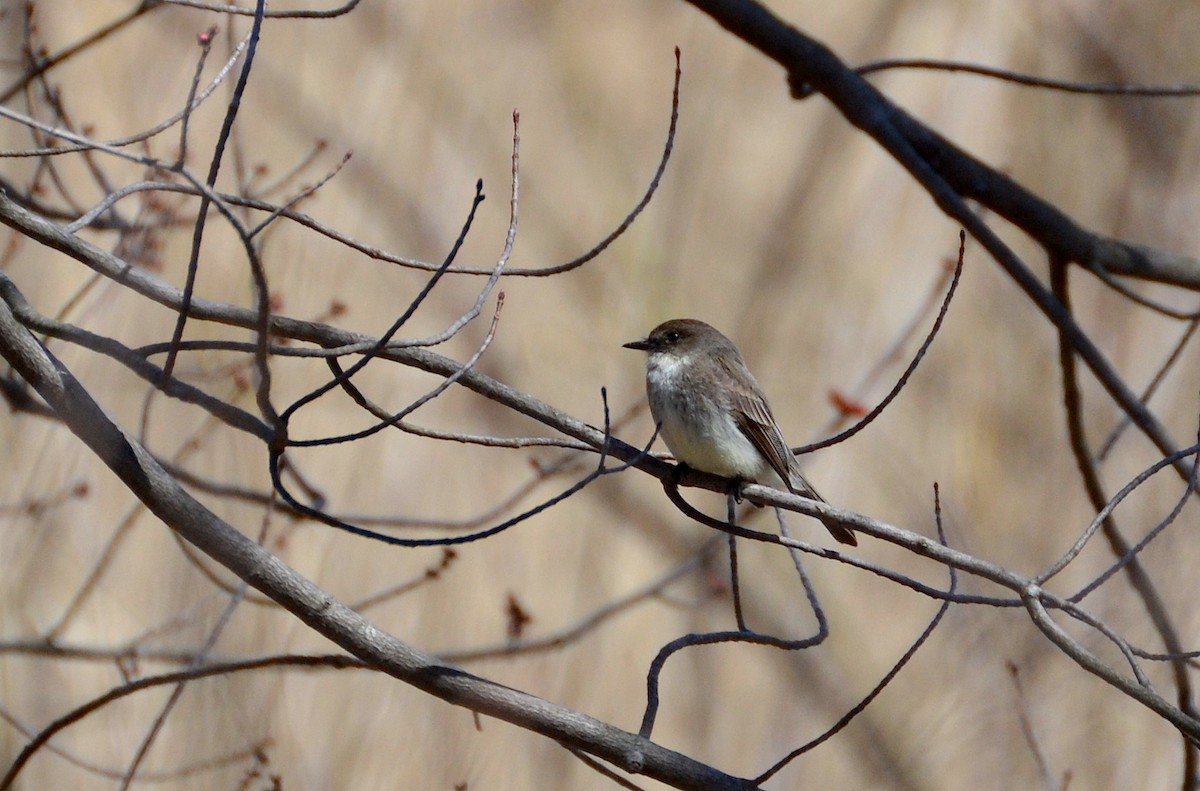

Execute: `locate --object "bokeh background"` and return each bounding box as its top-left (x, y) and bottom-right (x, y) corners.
top-left (3, 0), bottom-right (1200, 788)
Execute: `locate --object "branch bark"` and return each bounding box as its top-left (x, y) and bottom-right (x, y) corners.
top-left (0, 279), bottom-right (756, 791)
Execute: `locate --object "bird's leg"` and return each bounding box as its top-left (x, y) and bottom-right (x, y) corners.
top-left (673, 463), bottom-right (750, 508)
top-left (669, 461), bottom-right (691, 490)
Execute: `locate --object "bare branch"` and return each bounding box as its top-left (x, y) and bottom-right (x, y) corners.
top-left (0, 295), bottom-right (757, 791)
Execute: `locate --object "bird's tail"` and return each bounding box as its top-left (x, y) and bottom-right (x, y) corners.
top-left (788, 470), bottom-right (857, 546)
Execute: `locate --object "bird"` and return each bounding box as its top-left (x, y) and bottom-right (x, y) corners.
top-left (624, 318), bottom-right (856, 546)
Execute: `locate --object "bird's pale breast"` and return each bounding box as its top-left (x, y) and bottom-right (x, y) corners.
top-left (645, 353), bottom-right (772, 482)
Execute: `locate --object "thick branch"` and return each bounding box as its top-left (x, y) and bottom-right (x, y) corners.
top-left (682, 0), bottom-right (1200, 290)
top-left (4, 167), bottom-right (1200, 748)
top-left (0, 280), bottom-right (754, 791)
top-left (678, 0), bottom-right (1196, 493)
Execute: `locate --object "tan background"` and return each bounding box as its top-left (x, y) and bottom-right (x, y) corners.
top-left (2, 0), bottom-right (1200, 788)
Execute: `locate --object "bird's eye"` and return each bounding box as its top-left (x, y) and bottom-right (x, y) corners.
top-left (664, 331), bottom-right (680, 343)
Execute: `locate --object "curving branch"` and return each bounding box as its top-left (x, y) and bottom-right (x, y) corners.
top-left (0, 285), bottom-right (757, 791)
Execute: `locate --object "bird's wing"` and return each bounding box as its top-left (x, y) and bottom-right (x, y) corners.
top-left (728, 386), bottom-right (805, 495)
top-left (727, 369), bottom-right (855, 545)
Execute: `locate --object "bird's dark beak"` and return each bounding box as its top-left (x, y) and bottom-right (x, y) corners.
top-left (623, 338), bottom-right (651, 351)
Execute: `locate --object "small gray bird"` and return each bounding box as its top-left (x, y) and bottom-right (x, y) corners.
top-left (624, 318), bottom-right (856, 546)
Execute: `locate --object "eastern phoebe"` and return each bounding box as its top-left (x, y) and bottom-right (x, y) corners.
top-left (624, 318), bottom-right (856, 546)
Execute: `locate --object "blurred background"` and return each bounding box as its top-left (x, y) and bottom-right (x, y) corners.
top-left (2, 0), bottom-right (1200, 788)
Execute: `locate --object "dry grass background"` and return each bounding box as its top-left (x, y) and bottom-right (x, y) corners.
top-left (2, 0), bottom-right (1200, 788)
